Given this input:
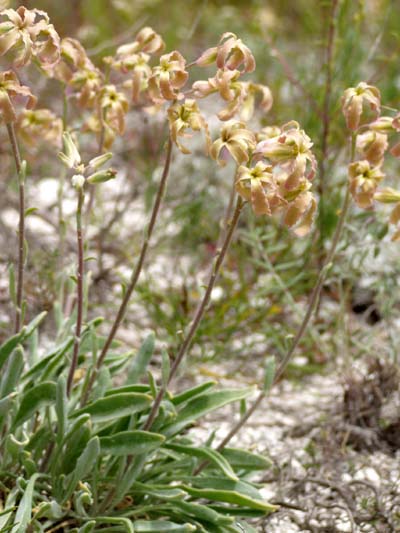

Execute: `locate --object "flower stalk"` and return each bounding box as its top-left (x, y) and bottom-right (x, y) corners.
top-left (7, 123), bottom-right (25, 333)
top-left (81, 137), bottom-right (173, 405)
top-left (144, 195), bottom-right (245, 430)
top-left (67, 187), bottom-right (85, 396)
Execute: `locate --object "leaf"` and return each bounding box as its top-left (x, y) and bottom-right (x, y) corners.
top-left (0, 333), bottom-right (25, 373)
top-left (168, 500), bottom-right (234, 526)
top-left (63, 437), bottom-right (100, 503)
top-left (13, 382), bottom-right (57, 428)
top-left (56, 376), bottom-right (67, 442)
top-left (126, 333), bottom-right (155, 384)
top-left (8, 264), bottom-right (16, 305)
top-left (12, 473), bottom-right (41, 533)
top-left (132, 521), bottom-right (196, 532)
top-left (161, 349), bottom-right (170, 386)
top-left (171, 381), bottom-right (217, 406)
top-left (99, 430), bottom-right (165, 456)
top-left (181, 483), bottom-right (277, 513)
top-left (24, 207), bottom-right (38, 217)
top-left (0, 346), bottom-right (24, 398)
top-left (163, 388), bottom-right (255, 436)
top-left (70, 393), bottom-right (152, 423)
top-left (263, 356), bottom-right (276, 394)
top-left (166, 443), bottom-right (238, 481)
top-left (220, 448), bottom-right (272, 471)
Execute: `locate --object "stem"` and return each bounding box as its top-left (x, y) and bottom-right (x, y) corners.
top-left (67, 188), bottom-right (85, 397)
top-left (81, 138), bottom-right (173, 405)
top-left (318, 0), bottom-right (339, 268)
top-left (7, 123), bottom-right (25, 333)
top-left (199, 134), bottom-right (357, 461)
top-left (144, 196), bottom-right (244, 431)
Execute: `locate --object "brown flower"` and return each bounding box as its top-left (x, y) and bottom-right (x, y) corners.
top-left (98, 84), bottom-right (129, 136)
top-left (236, 162), bottom-right (282, 215)
top-left (0, 70), bottom-right (36, 123)
top-left (116, 27), bottom-right (164, 56)
top-left (167, 99), bottom-right (210, 154)
top-left (148, 51), bottom-right (188, 103)
top-left (341, 82), bottom-right (380, 131)
top-left (356, 130), bottom-right (388, 166)
top-left (210, 121), bottom-right (256, 166)
top-left (255, 121), bottom-right (317, 189)
top-left (196, 32), bottom-right (255, 73)
top-left (348, 159), bottom-right (384, 208)
top-left (0, 6), bottom-right (60, 67)
top-left (17, 108), bottom-right (62, 147)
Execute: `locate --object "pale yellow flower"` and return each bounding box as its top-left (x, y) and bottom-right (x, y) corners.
top-left (196, 32), bottom-right (255, 73)
top-left (210, 121), bottom-right (256, 166)
top-left (0, 70), bottom-right (36, 123)
top-left (148, 51), bottom-right (188, 103)
top-left (356, 130), bottom-right (388, 166)
top-left (0, 6), bottom-right (60, 67)
top-left (17, 108), bottom-right (62, 147)
top-left (167, 99), bottom-right (210, 154)
top-left (341, 82), bottom-right (380, 131)
top-left (348, 159), bottom-right (384, 208)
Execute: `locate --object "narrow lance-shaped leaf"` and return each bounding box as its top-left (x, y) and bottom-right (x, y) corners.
top-left (13, 473), bottom-right (41, 533)
top-left (99, 430), bottom-right (165, 456)
top-left (163, 387), bottom-right (255, 436)
top-left (0, 346), bottom-right (24, 398)
top-left (63, 437), bottom-right (100, 503)
top-left (70, 392), bottom-right (152, 423)
top-left (132, 521), bottom-right (196, 532)
top-left (13, 382), bottom-right (57, 428)
top-left (126, 333), bottom-right (155, 384)
top-left (56, 376), bottom-right (67, 442)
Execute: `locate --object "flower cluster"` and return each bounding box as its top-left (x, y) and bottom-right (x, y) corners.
top-left (342, 82), bottom-right (400, 239)
top-left (234, 122), bottom-right (317, 235)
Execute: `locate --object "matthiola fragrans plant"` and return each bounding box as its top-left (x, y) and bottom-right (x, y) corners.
top-left (3, 4), bottom-right (398, 532)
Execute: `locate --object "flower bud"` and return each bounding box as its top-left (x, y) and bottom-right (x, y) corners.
top-left (86, 168), bottom-right (117, 184)
top-left (59, 131), bottom-right (81, 168)
top-left (71, 174), bottom-right (85, 189)
top-left (88, 152), bottom-right (113, 170)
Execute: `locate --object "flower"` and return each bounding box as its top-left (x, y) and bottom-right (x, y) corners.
top-left (348, 159), bottom-right (384, 208)
top-left (210, 121), bottom-right (256, 166)
top-left (341, 82), bottom-right (380, 131)
top-left (167, 99), bottom-right (210, 154)
top-left (110, 51), bottom-right (152, 103)
top-left (0, 6), bottom-right (60, 67)
top-left (255, 121), bottom-right (317, 189)
top-left (148, 51), bottom-right (188, 103)
top-left (17, 108), bottom-right (62, 147)
top-left (240, 82), bottom-right (273, 121)
top-left (235, 162), bottom-right (281, 215)
top-left (0, 70), bottom-right (36, 123)
top-left (98, 85), bottom-right (129, 136)
top-left (356, 130), bottom-right (388, 166)
top-left (116, 27), bottom-right (164, 56)
top-left (196, 32), bottom-right (255, 73)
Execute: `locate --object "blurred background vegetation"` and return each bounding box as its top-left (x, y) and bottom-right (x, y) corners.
top-left (1, 0), bottom-right (400, 379)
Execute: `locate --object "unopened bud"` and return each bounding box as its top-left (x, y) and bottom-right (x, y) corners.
top-left (71, 174), bottom-right (85, 189)
top-left (87, 168), bottom-right (117, 184)
top-left (88, 152), bottom-right (113, 170)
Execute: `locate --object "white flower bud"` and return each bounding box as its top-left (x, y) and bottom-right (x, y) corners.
top-left (71, 174), bottom-right (85, 189)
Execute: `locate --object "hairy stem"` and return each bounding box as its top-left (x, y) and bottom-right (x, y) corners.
top-left (144, 196), bottom-right (244, 431)
top-left (81, 138), bottom-right (173, 405)
top-left (198, 134), bottom-right (357, 463)
top-left (67, 188), bottom-right (85, 397)
top-left (7, 123), bottom-right (25, 333)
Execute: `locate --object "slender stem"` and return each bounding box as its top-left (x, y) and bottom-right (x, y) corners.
top-left (198, 134), bottom-right (358, 462)
top-left (318, 0), bottom-right (339, 268)
top-left (144, 196), bottom-right (244, 431)
top-left (81, 138), bottom-right (173, 405)
top-left (7, 123), bottom-right (25, 333)
top-left (67, 188), bottom-right (85, 397)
